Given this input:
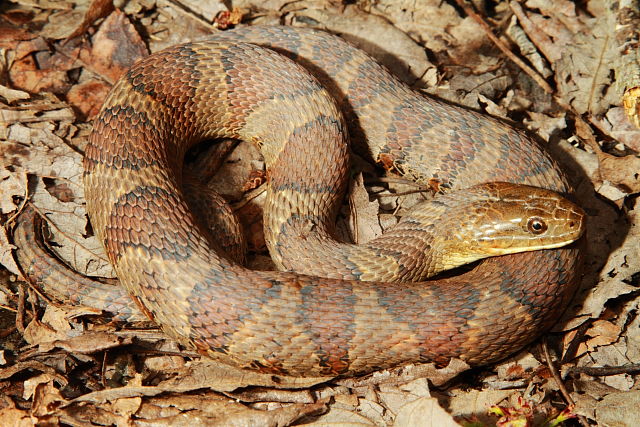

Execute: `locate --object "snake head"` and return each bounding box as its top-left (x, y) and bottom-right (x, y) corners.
top-left (432, 182), bottom-right (586, 271)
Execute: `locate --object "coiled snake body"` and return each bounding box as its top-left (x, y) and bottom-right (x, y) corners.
top-left (23, 27), bottom-right (585, 376)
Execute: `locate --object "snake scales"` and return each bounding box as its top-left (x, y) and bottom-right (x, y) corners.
top-left (16, 26), bottom-right (585, 376)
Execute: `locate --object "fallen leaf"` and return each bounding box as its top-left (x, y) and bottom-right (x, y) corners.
top-left (156, 359), bottom-right (334, 393)
top-left (348, 172), bottom-right (382, 244)
top-left (0, 85), bottom-right (30, 103)
top-left (65, 79), bottom-right (111, 119)
top-left (0, 407), bottom-right (33, 427)
top-left (77, 9), bottom-right (148, 83)
top-left (554, 7), bottom-right (619, 116)
top-left (394, 397), bottom-right (460, 427)
top-left (290, 4), bottom-right (433, 85)
top-left (594, 390), bottom-right (640, 425)
top-left (23, 305), bottom-right (76, 346)
top-left (563, 320), bottom-right (622, 359)
top-left (65, 0), bottom-right (115, 40)
top-left (38, 331), bottom-right (131, 354)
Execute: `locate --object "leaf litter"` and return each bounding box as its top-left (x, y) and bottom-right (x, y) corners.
top-left (0, 0), bottom-right (639, 425)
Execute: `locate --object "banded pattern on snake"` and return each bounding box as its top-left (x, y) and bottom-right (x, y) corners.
top-left (15, 26), bottom-right (585, 376)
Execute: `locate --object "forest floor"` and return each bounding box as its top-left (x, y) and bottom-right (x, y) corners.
top-left (0, 0), bottom-right (639, 425)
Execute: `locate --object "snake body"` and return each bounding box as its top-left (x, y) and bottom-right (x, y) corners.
top-left (25, 27), bottom-right (585, 376)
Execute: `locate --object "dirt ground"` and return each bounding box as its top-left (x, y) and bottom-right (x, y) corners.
top-left (1, 0), bottom-right (639, 425)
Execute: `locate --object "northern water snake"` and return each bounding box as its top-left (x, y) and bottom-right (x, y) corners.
top-left (17, 26), bottom-right (585, 376)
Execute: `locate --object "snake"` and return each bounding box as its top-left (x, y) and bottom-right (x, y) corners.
top-left (15, 26), bottom-right (585, 377)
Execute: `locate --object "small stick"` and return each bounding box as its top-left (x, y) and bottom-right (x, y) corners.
top-left (541, 340), bottom-right (590, 427)
top-left (567, 363), bottom-right (640, 377)
top-left (452, 0), bottom-right (554, 94)
top-left (16, 286), bottom-right (25, 334)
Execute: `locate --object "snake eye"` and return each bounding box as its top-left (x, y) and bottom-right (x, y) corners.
top-left (527, 217), bottom-right (547, 234)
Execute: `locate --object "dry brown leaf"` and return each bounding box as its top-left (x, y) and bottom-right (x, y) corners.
top-left (348, 172), bottom-right (382, 244)
top-left (598, 153), bottom-right (640, 195)
top-left (212, 140), bottom-right (262, 200)
top-left (70, 385), bottom-right (165, 404)
top-left (0, 360), bottom-right (64, 382)
top-left (31, 380), bottom-right (67, 418)
top-left (22, 305), bottom-right (76, 345)
top-left (143, 354), bottom-right (187, 371)
top-left (524, 111), bottom-right (568, 141)
top-left (0, 168), bottom-right (26, 215)
top-left (394, 397), bottom-right (460, 427)
top-left (4, 127), bottom-right (114, 276)
top-left (339, 359), bottom-right (470, 389)
top-left (442, 389), bottom-right (514, 424)
top-left (594, 390), bottom-right (640, 425)
top-left (39, 2), bottom-right (90, 40)
top-left (554, 5), bottom-right (619, 116)
top-left (214, 7), bottom-right (245, 29)
top-left (625, 306), bottom-right (640, 362)
top-left (372, 0), bottom-right (463, 57)
top-left (65, 78), bottom-right (110, 119)
top-left (175, 0), bottom-right (228, 22)
top-left (38, 330), bottom-right (132, 354)
top-left (68, 388), bottom-right (326, 425)
top-left (431, 71), bottom-right (513, 110)
top-left (131, 393), bottom-right (326, 426)
top-left (563, 320), bottom-right (622, 359)
top-left (16, 38), bottom-right (50, 66)
top-left (65, 0), bottom-right (115, 40)
top-left (110, 395), bottom-right (142, 419)
top-left (0, 85), bottom-right (30, 103)
top-left (590, 107), bottom-right (640, 151)
top-left (288, 3), bottom-right (433, 85)
top-left (495, 353), bottom-right (541, 381)
top-left (227, 387), bottom-right (315, 403)
top-left (567, 201), bottom-right (639, 326)
top-left (146, 0), bottom-right (217, 52)
top-left (510, 2), bottom-right (560, 66)
top-left (76, 9), bottom-right (148, 83)
top-left (0, 104), bottom-right (75, 125)
top-left (305, 406), bottom-right (374, 425)
top-left (155, 359), bottom-right (334, 393)
top-left (375, 377), bottom-right (431, 419)
top-left (0, 24), bottom-right (39, 49)
top-left (9, 56), bottom-right (70, 94)
top-left (0, 407), bottom-right (33, 427)
top-left (1, 221), bottom-right (21, 276)
top-left (23, 373), bottom-right (65, 400)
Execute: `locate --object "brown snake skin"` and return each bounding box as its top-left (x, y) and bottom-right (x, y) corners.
top-left (20, 27), bottom-right (585, 376)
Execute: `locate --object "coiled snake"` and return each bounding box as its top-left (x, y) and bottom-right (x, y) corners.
top-left (16, 26), bottom-right (585, 376)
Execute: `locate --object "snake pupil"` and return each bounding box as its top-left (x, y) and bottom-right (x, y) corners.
top-left (527, 217), bottom-right (547, 234)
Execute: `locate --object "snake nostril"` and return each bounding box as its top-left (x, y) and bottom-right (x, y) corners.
top-left (568, 221), bottom-right (575, 228)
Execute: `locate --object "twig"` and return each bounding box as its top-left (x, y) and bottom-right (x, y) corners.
top-left (567, 363), bottom-right (640, 377)
top-left (541, 340), bottom-right (590, 427)
top-left (452, 0), bottom-right (553, 94)
top-left (16, 285), bottom-right (25, 334)
top-left (231, 185), bottom-right (267, 210)
top-left (509, 1), bottom-right (559, 64)
top-left (375, 189), bottom-right (429, 198)
top-left (364, 176), bottom-right (430, 189)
